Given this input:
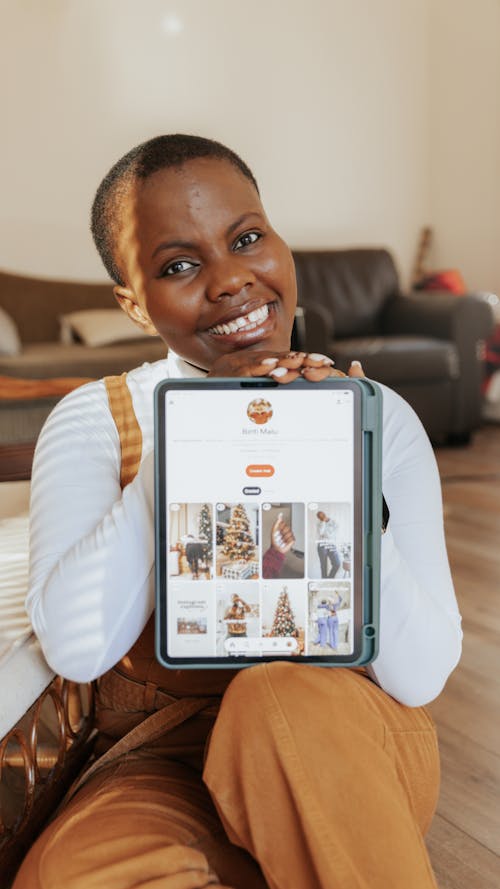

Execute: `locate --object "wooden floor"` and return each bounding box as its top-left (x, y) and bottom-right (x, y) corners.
top-left (425, 424), bottom-right (500, 887)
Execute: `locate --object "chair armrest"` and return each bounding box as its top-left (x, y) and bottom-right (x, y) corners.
top-left (382, 291), bottom-right (495, 342)
top-left (299, 303), bottom-right (334, 355)
top-left (0, 677), bottom-right (96, 886)
top-left (383, 291), bottom-right (495, 435)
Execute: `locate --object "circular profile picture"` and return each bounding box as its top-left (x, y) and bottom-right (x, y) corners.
top-left (247, 398), bottom-right (273, 425)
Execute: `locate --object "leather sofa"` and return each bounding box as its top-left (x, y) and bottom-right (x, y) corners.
top-left (0, 270), bottom-right (167, 448)
top-left (293, 249), bottom-right (495, 443)
top-left (0, 269), bottom-right (166, 380)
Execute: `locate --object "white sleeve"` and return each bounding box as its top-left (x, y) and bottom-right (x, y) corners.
top-left (26, 381), bottom-right (155, 683)
top-left (368, 384), bottom-right (462, 707)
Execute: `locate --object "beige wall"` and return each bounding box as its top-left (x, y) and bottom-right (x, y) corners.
top-left (429, 0), bottom-right (500, 295)
top-left (0, 0), bottom-right (430, 286)
top-left (2, 1), bottom-right (499, 294)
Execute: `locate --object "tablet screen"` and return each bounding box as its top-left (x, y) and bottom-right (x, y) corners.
top-left (157, 381), bottom-right (366, 665)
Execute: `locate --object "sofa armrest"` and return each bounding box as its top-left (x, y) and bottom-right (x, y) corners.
top-left (300, 302), bottom-right (334, 355)
top-left (382, 291), bottom-right (495, 342)
top-left (383, 291), bottom-right (495, 435)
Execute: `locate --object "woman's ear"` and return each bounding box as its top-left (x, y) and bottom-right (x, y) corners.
top-left (113, 285), bottom-right (158, 336)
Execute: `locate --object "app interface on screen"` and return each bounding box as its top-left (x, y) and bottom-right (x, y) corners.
top-left (164, 388), bottom-right (356, 659)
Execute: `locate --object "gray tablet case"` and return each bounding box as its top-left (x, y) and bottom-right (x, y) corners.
top-left (154, 377), bottom-right (382, 669)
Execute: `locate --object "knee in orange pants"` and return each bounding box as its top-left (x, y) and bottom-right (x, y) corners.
top-left (13, 758), bottom-right (266, 889)
top-left (204, 662), bottom-right (439, 889)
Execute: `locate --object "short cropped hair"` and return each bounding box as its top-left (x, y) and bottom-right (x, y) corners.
top-left (91, 134), bottom-right (259, 286)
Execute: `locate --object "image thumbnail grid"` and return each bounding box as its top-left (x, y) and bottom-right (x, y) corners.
top-left (167, 501), bottom-right (354, 656)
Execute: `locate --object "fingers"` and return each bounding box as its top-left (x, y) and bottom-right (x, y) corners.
top-left (272, 528), bottom-right (295, 554)
top-left (258, 351), bottom-right (304, 383)
top-left (249, 356), bottom-right (280, 375)
top-left (278, 351), bottom-right (306, 369)
top-left (238, 351), bottom-right (345, 384)
top-left (303, 360), bottom-right (364, 381)
top-left (280, 528), bottom-right (295, 548)
top-left (271, 512), bottom-right (295, 553)
top-left (249, 357), bottom-right (300, 383)
top-left (266, 351), bottom-right (333, 384)
top-left (268, 366), bottom-right (301, 383)
top-left (273, 520), bottom-right (294, 543)
top-left (302, 353), bottom-right (335, 369)
top-left (301, 366), bottom-right (346, 382)
top-left (348, 360), bottom-right (365, 378)
top-left (209, 351), bottom-right (363, 384)
top-left (270, 514), bottom-right (282, 535)
top-left (250, 352), bottom-right (303, 373)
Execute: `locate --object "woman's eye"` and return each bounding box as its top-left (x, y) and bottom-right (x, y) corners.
top-left (164, 260), bottom-right (196, 276)
top-left (234, 231), bottom-right (260, 250)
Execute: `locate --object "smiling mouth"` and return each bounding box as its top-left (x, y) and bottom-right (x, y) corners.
top-left (207, 303), bottom-right (270, 336)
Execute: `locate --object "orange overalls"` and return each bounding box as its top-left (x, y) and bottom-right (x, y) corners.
top-left (14, 373), bottom-right (440, 889)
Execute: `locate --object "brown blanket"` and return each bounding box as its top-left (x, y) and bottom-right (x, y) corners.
top-left (0, 375), bottom-right (94, 400)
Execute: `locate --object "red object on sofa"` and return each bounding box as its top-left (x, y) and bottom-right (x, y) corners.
top-left (416, 269), bottom-right (466, 296)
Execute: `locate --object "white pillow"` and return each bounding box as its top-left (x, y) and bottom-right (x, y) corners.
top-left (0, 306), bottom-right (22, 356)
top-left (59, 309), bottom-right (158, 348)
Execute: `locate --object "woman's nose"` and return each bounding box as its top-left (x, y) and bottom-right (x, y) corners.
top-left (205, 256), bottom-right (257, 302)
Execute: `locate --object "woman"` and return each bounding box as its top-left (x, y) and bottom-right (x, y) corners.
top-left (316, 510), bottom-right (341, 578)
top-left (224, 594), bottom-right (252, 638)
top-left (14, 134), bottom-right (462, 889)
top-left (326, 595), bottom-right (342, 648)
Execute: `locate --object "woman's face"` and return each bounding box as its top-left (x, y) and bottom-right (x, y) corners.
top-left (114, 157), bottom-right (297, 370)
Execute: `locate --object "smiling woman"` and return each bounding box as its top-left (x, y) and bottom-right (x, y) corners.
top-left (13, 134), bottom-right (462, 889)
top-left (110, 158), bottom-right (297, 369)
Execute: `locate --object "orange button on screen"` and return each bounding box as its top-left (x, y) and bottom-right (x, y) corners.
top-left (246, 464), bottom-right (275, 477)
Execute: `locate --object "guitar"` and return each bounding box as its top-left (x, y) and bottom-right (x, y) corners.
top-left (412, 226), bottom-right (466, 295)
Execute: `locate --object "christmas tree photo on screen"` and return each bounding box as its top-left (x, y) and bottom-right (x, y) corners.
top-left (262, 581), bottom-right (306, 655)
top-left (216, 503), bottom-right (259, 579)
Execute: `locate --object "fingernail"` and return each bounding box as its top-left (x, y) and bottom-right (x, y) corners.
top-left (308, 353), bottom-right (334, 365)
top-left (351, 360), bottom-right (362, 367)
top-left (269, 366), bottom-right (288, 378)
top-left (262, 357), bottom-right (279, 365)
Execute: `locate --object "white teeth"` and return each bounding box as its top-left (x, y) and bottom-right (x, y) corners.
top-left (209, 303), bottom-right (269, 335)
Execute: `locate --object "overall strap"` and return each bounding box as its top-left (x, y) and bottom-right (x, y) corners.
top-left (70, 372), bottom-right (222, 801)
top-left (104, 373), bottom-right (143, 488)
top-left (67, 695), bottom-right (218, 801)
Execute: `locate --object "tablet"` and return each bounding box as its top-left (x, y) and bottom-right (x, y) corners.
top-left (154, 377), bottom-right (382, 669)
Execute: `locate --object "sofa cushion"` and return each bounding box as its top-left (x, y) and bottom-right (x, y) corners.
top-left (60, 308), bottom-right (160, 347)
top-left (0, 270), bottom-right (116, 344)
top-left (330, 336), bottom-right (459, 385)
top-left (293, 249), bottom-right (400, 339)
top-left (0, 340), bottom-right (167, 379)
top-left (0, 307), bottom-right (22, 356)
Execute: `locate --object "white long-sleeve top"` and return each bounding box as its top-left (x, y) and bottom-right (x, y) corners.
top-left (27, 351), bottom-right (462, 707)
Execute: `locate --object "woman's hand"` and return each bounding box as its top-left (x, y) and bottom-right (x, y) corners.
top-left (207, 351), bottom-right (365, 383)
top-left (271, 512), bottom-right (295, 555)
